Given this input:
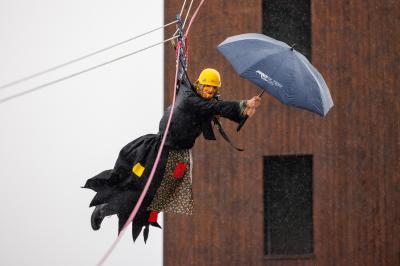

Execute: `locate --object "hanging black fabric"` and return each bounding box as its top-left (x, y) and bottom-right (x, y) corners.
top-left (84, 77), bottom-right (246, 242)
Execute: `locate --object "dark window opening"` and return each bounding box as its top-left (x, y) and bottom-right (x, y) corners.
top-left (262, 0), bottom-right (312, 61)
top-left (264, 155), bottom-right (314, 256)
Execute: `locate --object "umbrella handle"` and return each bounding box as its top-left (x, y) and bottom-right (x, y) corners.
top-left (236, 90), bottom-right (265, 132)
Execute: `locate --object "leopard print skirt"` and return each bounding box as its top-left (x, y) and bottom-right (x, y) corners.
top-left (147, 149), bottom-right (193, 215)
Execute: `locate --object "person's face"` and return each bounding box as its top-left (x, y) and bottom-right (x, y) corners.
top-left (200, 84), bottom-right (218, 100)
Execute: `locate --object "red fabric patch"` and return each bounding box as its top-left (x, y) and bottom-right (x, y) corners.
top-left (148, 211), bottom-right (158, 223)
top-left (173, 162), bottom-right (188, 179)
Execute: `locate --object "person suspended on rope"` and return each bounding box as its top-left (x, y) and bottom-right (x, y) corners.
top-left (83, 68), bottom-right (261, 243)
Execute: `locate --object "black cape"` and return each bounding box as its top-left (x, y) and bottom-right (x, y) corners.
top-left (83, 79), bottom-right (245, 242)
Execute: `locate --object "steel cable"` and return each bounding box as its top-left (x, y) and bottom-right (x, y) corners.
top-left (182, 0), bottom-right (194, 29)
top-left (179, 0), bottom-right (187, 17)
top-left (0, 20), bottom-right (177, 91)
top-left (172, 0), bottom-right (194, 38)
top-left (0, 36), bottom-right (177, 104)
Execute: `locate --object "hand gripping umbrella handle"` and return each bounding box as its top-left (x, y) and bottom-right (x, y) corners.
top-left (236, 90), bottom-right (265, 132)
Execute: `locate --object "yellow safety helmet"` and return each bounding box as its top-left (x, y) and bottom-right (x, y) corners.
top-left (197, 68), bottom-right (221, 87)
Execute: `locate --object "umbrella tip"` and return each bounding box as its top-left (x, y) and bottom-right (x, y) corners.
top-left (290, 43), bottom-right (296, 51)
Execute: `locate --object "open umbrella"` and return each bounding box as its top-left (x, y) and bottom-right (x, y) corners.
top-left (217, 33), bottom-right (334, 130)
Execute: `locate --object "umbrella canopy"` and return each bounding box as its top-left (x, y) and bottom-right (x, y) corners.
top-left (218, 33), bottom-right (334, 116)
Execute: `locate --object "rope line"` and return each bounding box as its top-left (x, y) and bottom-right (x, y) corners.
top-left (0, 20), bottom-right (177, 91)
top-left (95, 1), bottom-right (205, 264)
top-left (96, 45), bottom-right (181, 266)
top-left (0, 36), bottom-right (177, 105)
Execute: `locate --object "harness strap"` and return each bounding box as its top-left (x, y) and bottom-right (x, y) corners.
top-left (178, 58), bottom-right (244, 152)
top-left (213, 117), bottom-right (244, 151)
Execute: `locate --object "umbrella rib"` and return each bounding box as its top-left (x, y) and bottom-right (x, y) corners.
top-left (274, 54), bottom-right (296, 105)
top-left (295, 53), bottom-right (325, 113)
top-left (268, 51), bottom-right (296, 105)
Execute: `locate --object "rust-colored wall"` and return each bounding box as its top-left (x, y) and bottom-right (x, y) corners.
top-left (164, 1), bottom-right (400, 265)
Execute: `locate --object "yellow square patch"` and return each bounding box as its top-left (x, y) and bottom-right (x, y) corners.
top-left (132, 162), bottom-right (145, 177)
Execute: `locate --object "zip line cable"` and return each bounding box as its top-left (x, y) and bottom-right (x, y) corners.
top-left (182, 0), bottom-right (194, 29)
top-left (172, 0), bottom-right (193, 38)
top-left (0, 20), bottom-right (178, 91)
top-left (184, 0), bottom-right (204, 38)
top-left (179, 0), bottom-right (187, 17)
top-left (0, 36), bottom-right (177, 105)
top-left (0, 0), bottom-right (191, 105)
top-left (172, 0), bottom-right (188, 36)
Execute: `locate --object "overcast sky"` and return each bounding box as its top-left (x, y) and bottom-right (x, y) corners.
top-left (0, 0), bottom-right (166, 265)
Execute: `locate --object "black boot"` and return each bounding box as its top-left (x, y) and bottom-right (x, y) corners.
top-left (91, 204), bottom-right (107, 230)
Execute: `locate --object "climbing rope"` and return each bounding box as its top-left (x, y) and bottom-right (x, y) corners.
top-left (95, 0), bottom-right (205, 265)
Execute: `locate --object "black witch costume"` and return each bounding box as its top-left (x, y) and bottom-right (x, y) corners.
top-left (83, 76), bottom-right (246, 242)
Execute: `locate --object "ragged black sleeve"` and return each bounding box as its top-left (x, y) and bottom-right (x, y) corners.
top-left (182, 86), bottom-right (246, 123)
